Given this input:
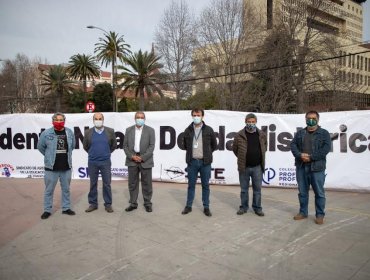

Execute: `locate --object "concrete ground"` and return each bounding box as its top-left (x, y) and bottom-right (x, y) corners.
top-left (0, 178), bottom-right (370, 280)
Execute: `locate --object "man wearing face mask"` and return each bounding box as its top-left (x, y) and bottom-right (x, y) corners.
top-left (181, 108), bottom-right (217, 217)
top-left (123, 111), bottom-right (155, 212)
top-left (291, 110), bottom-right (331, 225)
top-left (37, 112), bottom-right (76, 219)
top-left (232, 113), bottom-right (267, 217)
top-left (83, 112), bottom-right (117, 213)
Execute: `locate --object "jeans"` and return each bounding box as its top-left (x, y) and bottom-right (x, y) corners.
top-left (296, 164), bottom-right (326, 217)
top-left (88, 159), bottom-right (112, 207)
top-left (186, 159), bottom-right (211, 208)
top-left (43, 169), bottom-right (72, 212)
top-left (238, 165), bottom-right (263, 212)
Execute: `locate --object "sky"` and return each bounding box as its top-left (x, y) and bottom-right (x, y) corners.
top-left (0, 0), bottom-right (369, 67)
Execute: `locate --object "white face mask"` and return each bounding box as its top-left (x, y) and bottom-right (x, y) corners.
top-left (193, 116), bottom-right (202, 125)
top-left (94, 120), bottom-right (103, 128)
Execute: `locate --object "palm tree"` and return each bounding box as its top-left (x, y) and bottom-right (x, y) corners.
top-left (118, 49), bottom-right (164, 110)
top-left (41, 65), bottom-right (74, 112)
top-left (94, 31), bottom-right (131, 111)
top-left (67, 54), bottom-right (100, 106)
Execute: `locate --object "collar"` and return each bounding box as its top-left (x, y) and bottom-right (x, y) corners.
top-left (94, 127), bottom-right (105, 133)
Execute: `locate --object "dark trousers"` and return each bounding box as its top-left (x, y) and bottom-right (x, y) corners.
top-left (128, 165), bottom-right (153, 207)
top-left (88, 159), bottom-right (112, 207)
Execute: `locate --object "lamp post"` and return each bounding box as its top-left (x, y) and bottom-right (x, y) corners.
top-left (87, 25), bottom-right (118, 112)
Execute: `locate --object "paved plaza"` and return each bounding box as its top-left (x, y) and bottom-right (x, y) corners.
top-left (0, 178), bottom-right (370, 280)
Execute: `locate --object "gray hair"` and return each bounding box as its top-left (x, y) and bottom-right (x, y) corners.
top-left (52, 112), bottom-right (66, 121)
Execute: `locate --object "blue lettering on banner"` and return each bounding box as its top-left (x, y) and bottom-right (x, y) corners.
top-left (78, 167), bottom-right (129, 178)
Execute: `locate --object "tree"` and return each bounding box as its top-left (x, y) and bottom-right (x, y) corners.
top-left (194, 0), bottom-right (262, 110)
top-left (276, 0), bottom-right (340, 112)
top-left (94, 31), bottom-right (131, 111)
top-left (118, 49), bottom-right (164, 111)
top-left (41, 65), bottom-right (74, 112)
top-left (92, 83), bottom-right (113, 112)
top-left (250, 24), bottom-right (297, 113)
top-left (67, 54), bottom-right (100, 107)
top-left (154, 0), bottom-right (196, 109)
top-left (0, 54), bottom-right (41, 113)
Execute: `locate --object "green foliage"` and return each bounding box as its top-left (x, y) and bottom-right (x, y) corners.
top-left (92, 83), bottom-right (113, 112)
top-left (182, 89), bottom-right (218, 110)
top-left (41, 65), bottom-right (74, 112)
top-left (118, 49), bottom-right (163, 111)
top-left (68, 90), bottom-right (85, 113)
top-left (94, 31), bottom-right (131, 68)
top-left (118, 97), bottom-right (139, 112)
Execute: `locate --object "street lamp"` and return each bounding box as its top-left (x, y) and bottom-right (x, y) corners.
top-left (87, 25), bottom-right (118, 112)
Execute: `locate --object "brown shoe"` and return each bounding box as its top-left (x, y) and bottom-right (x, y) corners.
top-left (105, 206), bottom-right (114, 213)
top-left (85, 205), bottom-right (98, 213)
top-left (293, 213), bottom-right (307, 220)
top-left (315, 216), bottom-right (324, 225)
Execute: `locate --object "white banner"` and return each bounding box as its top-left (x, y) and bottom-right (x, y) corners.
top-left (0, 110), bottom-right (369, 190)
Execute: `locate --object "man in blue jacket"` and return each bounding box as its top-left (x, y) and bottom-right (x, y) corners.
top-left (37, 112), bottom-right (76, 219)
top-left (290, 110), bottom-right (331, 225)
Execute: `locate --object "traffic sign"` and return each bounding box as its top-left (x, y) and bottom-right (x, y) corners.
top-left (85, 101), bottom-right (95, 113)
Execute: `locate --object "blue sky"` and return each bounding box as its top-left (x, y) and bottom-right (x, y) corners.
top-left (0, 0), bottom-right (369, 66)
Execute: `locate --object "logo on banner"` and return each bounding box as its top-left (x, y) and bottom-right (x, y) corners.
top-left (163, 166), bottom-right (186, 179)
top-left (0, 163), bottom-right (14, 177)
top-left (278, 167), bottom-right (297, 187)
top-left (263, 167), bottom-right (276, 185)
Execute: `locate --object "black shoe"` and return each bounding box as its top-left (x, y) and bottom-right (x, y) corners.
top-left (255, 211), bottom-right (265, 217)
top-left (145, 205), bottom-right (152, 212)
top-left (204, 208), bottom-right (212, 217)
top-left (237, 208), bottom-right (247, 215)
top-left (181, 206), bottom-right (192, 215)
top-left (125, 205), bottom-right (137, 212)
top-left (41, 212), bottom-right (51, 219)
top-left (62, 209), bottom-right (76, 215)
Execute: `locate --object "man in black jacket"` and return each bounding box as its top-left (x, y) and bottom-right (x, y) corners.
top-left (181, 108), bottom-right (217, 217)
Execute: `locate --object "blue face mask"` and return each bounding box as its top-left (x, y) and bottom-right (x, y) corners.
top-left (193, 116), bottom-right (202, 125)
top-left (246, 123), bottom-right (256, 130)
top-left (306, 118), bottom-right (318, 127)
top-left (135, 118), bottom-right (145, 127)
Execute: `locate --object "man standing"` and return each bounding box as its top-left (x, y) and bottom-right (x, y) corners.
top-left (232, 113), bottom-right (267, 217)
top-left (181, 108), bottom-right (217, 217)
top-left (37, 112), bottom-right (76, 219)
top-left (123, 112), bottom-right (155, 213)
top-left (83, 113), bottom-right (117, 213)
top-left (291, 110), bottom-right (331, 225)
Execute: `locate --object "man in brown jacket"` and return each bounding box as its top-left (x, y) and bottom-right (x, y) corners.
top-left (232, 113), bottom-right (267, 216)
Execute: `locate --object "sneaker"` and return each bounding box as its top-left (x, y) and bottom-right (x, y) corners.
top-left (41, 212), bottom-right (51, 219)
top-left (105, 206), bottom-right (114, 213)
top-left (315, 216), bottom-right (324, 225)
top-left (204, 208), bottom-right (212, 217)
top-left (62, 209), bottom-right (76, 215)
top-left (237, 208), bottom-right (247, 215)
top-left (293, 213), bottom-right (307, 220)
top-left (85, 205), bottom-right (98, 213)
top-left (181, 206), bottom-right (192, 215)
top-left (255, 211), bottom-right (265, 217)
